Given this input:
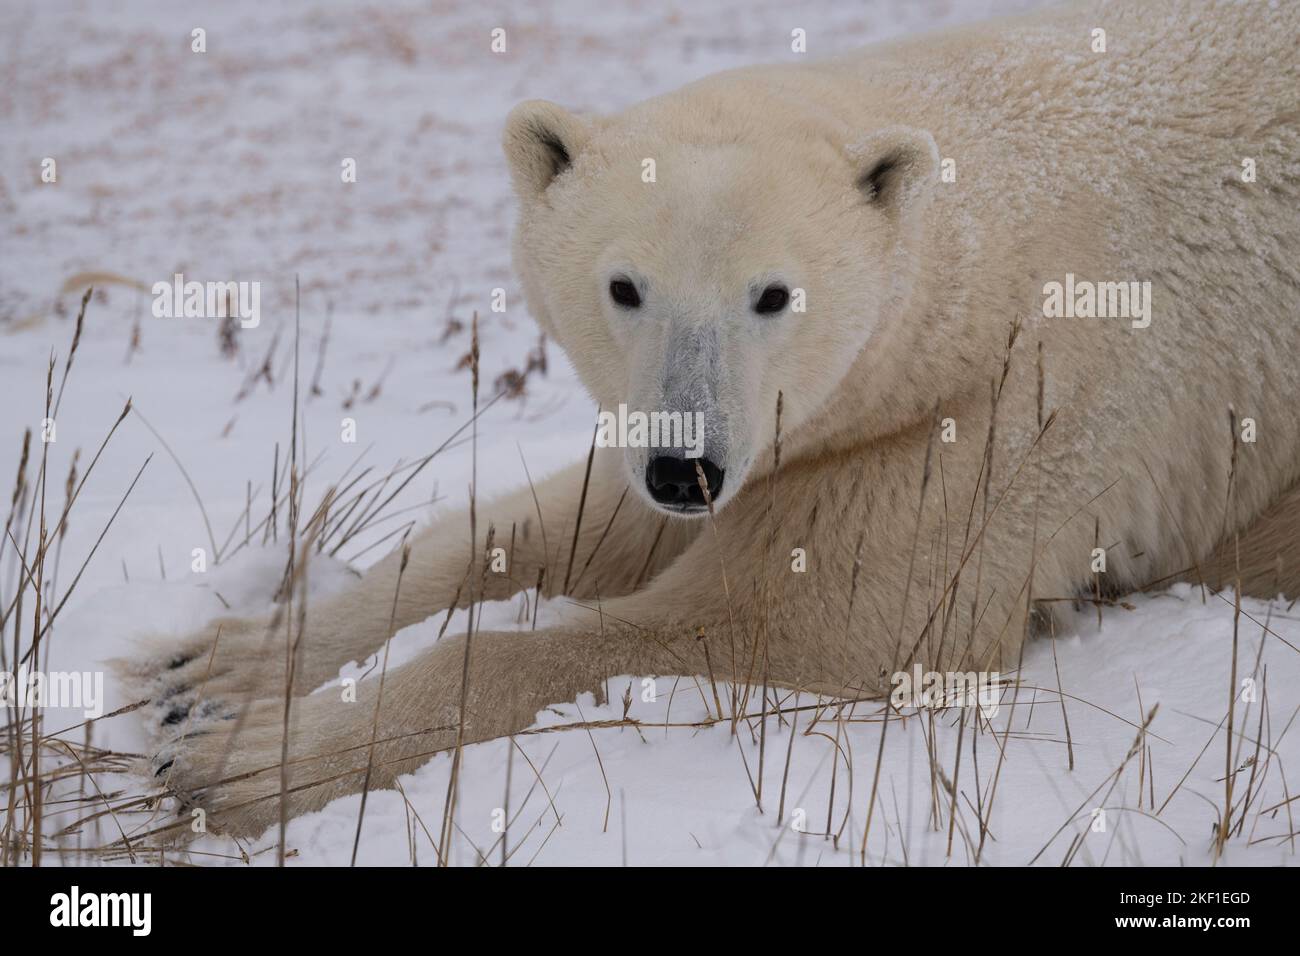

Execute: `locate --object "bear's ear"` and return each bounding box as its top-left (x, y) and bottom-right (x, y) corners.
top-left (849, 126), bottom-right (939, 215)
top-left (503, 100), bottom-right (593, 200)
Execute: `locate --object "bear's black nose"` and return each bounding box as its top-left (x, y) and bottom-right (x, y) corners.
top-left (645, 456), bottom-right (724, 510)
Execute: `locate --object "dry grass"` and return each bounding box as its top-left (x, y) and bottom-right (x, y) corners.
top-left (4, 297), bottom-right (1297, 868)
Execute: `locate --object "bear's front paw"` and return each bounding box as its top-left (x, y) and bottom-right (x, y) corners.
top-left (116, 615), bottom-right (294, 741)
top-left (146, 697), bottom-right (292, 841)
top-left (146, 691), bottom-right (386, 842)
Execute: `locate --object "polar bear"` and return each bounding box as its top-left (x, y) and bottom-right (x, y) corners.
top-left (122, 0), bottom-right (1300, 840)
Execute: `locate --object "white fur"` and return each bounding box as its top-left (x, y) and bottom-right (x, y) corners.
top-left (123, 0), bottom-right (1300, 839)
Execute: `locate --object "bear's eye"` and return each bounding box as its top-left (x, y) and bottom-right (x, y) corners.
top-left (609, 279), bottom-right (641, 309)
top-left (754, 284), bottom-right (789, 315)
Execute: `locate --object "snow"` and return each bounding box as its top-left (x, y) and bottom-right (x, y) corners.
top-left (3, 0), bottom-right (1297, 866)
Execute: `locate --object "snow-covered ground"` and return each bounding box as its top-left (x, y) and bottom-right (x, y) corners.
top-left (3, 0), bottom-right (1297, 866)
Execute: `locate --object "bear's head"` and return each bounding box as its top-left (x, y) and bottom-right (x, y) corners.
top-left (504, 96), bottom-right (938, 517)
